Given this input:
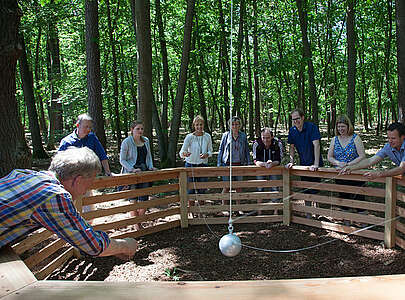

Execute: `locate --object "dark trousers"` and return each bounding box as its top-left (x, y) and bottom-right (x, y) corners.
top-left (185, 162), bottom-right (208, 194)
top-left (301, 176), bottom-right (320, 207)
top-left (335, 179), bottom-right (365, 212)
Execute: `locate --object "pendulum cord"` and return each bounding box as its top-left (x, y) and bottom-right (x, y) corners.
top-left (219, 0), bottom-right (242, 257)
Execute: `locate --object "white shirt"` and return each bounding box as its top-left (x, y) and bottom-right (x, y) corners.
top-left (179, 132), bottom-right (213, 164)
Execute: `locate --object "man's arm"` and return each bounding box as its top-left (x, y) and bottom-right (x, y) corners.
top-left (32, 194), bottom-right (110, 256)
top-left (101, 159), bottom-right (112, 176)
top-left (312, 139), bottom-right (320, 169)
top-left (364, 161), bottom-right (405, 179)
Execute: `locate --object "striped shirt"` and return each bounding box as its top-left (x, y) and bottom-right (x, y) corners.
top-left (0, 169), bottom-right (110, 256)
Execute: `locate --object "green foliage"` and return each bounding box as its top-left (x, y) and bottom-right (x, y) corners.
top-left (164, 267), bottom-right (180, 281)
top-left (16, 0), bottom-right (400, 157)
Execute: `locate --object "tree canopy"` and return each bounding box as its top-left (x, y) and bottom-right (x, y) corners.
top-left (0, 0), bottom-right (403, 174)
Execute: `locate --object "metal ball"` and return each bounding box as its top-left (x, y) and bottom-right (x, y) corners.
top-left (219, 233), bottom-right (242, 257)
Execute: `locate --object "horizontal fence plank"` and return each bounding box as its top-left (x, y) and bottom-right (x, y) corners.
top-left (397, 191), bottom-right (405, 203)
top-left (93, 207), bottom-right (180, 232)
top-left (83, 183), bottom-right (179, 205)
top-left (188, 203), bottom-right (283, 214)
top-left (189, 191), bottom-right (282, 202)
top-left (35, 247), bottom-right (74, 280)
top-left (82, 195), bottom-right (180, 220)
top-left (12, 229), bottom-right (54, 255)
top-left (111, 220), bottom-right (181, 239)
top-left (189, 215), bottom-right (283, 225)
top-left (292, 204), bottom-right (384, 225)
top-left (290, 166), bottom-right (386, 183)
top-left (24, 239), bottom-right (67, 269)
top-left (90, 169), bottom-right (181, 189)
top-left (396, 177), bottom-right (405, 187)
top-left (183, 166), bottom-right (283, 177)
top-left (292, 216), bottom-right (384, 241)
top-left (190, 180), bottom-right (282, 190)
top-left (396, 236), bottom-right (405, 250)
top-left (291, 192), bottom-right (385, 212)
top-left (291, 181), bottom-right (385, 198)
top-left (397, 206), bottom-right (405, 217)
top-left (189, 180), bottom-right (282, 190)
top-left (396, 221), bottom-right (405, 235)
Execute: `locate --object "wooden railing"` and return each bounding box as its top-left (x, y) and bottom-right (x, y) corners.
top-left (10, 166), bottom-right (405, 279)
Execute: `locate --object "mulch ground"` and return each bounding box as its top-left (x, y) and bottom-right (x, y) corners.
top-left (47, 222), bottom-right (405, 282)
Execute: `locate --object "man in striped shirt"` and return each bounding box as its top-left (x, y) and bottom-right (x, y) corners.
top-left (0, 147), bottom-right (137, 259)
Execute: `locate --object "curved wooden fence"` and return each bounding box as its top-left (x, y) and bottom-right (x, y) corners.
top-left (9, 166), bottom-right (403, 279)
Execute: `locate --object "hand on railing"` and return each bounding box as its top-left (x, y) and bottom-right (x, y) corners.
top-left (363, 171), bottom-right (382, 180)
top-left (338, 165), bottom-right (352, 175)
top-left (285, 162), bottom-right (294, 169)
top-left (309, 165), bottom-right (319, 171)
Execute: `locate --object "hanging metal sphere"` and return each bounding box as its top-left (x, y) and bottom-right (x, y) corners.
top-left (219, 233), bottom-right (242, 257)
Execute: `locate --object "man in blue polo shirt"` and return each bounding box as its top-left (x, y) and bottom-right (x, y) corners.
top-left (340, 122), bottom-right (405, 179)
top-left (59, 113), bottom-right (112, 176)
top-left (287, 109), bottom-right (323, 217)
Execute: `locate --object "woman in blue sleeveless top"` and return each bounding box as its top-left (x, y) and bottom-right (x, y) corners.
top-left (327, 115), bottom-right (366, 222)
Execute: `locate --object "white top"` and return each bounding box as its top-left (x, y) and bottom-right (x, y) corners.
top-left (179, 132), bottom-right (213, 164)
top-left (120, 136), bottom-right (154, 173)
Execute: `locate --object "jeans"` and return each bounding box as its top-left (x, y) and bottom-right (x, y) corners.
top-left (185, 162), bottom-right (208, 194)
top-left (129, 181), bottom-right (151, 202)
top-left (257, 175), bottom-right (281, 203)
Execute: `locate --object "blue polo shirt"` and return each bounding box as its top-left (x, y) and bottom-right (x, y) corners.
top-left (58, 131), bottom-right (108, 161)
top-left (288, 122), bottom-right (324, 166)
top-left (376, 140), bottom-right (405, 166)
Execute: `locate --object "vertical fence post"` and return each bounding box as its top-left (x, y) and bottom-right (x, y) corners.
top-left (384, 176), bottom-right (397, 248)
top-left (179, 170), bottom-right (189, 228)
top-left (283, 167), bottom-right (291, 226)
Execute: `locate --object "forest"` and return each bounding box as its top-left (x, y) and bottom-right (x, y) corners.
top-left (1, 0), bottom-right (405, 177)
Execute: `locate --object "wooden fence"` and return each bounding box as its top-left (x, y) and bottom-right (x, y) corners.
top-left (10, 166), bottom-right (404, 279)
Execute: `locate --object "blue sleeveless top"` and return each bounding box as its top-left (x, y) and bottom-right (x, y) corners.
top-left (333, 134), bottom-right (359, 163)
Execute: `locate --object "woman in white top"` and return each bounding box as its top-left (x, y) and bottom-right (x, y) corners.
top-left (120, 120), bottom-right (157, 230)
top-left (179, 115), bottom-right (213, 207)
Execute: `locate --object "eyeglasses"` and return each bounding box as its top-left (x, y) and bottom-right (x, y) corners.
top-left (292, 117), bottom-right (301, 121)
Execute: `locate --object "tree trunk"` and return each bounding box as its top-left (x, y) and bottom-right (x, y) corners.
top-left (167, 0), bottom-right (195, 166)
top-left (376, 76), bottom-right (383, 135)
top-left (202, 55), bottom-right (225, 132)
top-left (195, 66), bottom-right (210, 133)
top-left (0, 0), bottom-right (32, 176)
top-left (46, 11), bottom-right (63, 150)
top-left (233, 0), bottom-right (245, 118)
top-left (155, 0), bottom-right (170, 135)
top-left (296, 0), bottom-right (318, 124)
top-left (85, 0), bottom-right (107, 149)
top-left (106, 0), bottom-right (122, 150)
top-left (397, 0), bottom-right (405, 122)
top-left (135, 0), bottom-right (154, 150)
top-left (359, 52), bottom-right (369, 131)
top-left (119, 50), bottom-right (129, 136)
top-left (217, 0), bottom-right (230, 123)
top-left (19, 33), bottom-right (48, 159)
top-left (253, 0), bottom-right (261, 137)
top-left (346, 0), bottom-right (357, 124)
top-left (244, 5), bottom-right (254, 139)
top-left (187, 85), bottom-right (194, 132)
top-left (385, 0), bottom-right (396, 122)
top-left (33, 26), bottom-right (46, 134)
